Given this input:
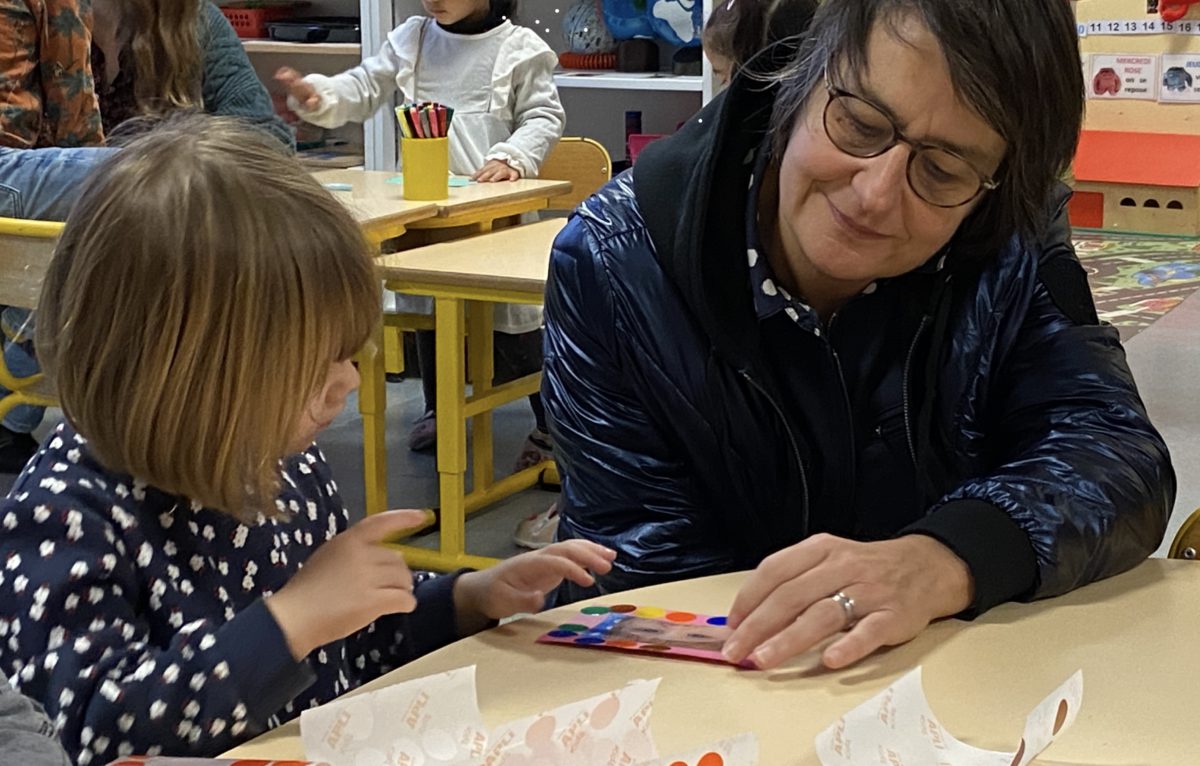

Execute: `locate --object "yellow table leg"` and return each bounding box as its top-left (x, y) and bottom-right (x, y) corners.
top-left (467, 301), bottom-right (495, 499)
top-left (357, 322), bottom-right (389, 517)
top-left (435, 296), bottom-right (468, 562)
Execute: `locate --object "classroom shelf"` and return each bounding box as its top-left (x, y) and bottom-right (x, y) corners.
top-left (241, 40), bottom-right (362, 56)
top-left (554, 71), bottom-right (703, 92)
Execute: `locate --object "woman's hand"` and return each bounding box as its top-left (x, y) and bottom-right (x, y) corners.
top-left (722, 534), bottom-right (974, 670)
top-left (274, 67), bottom-right (321, 111)
top-left (472, 159), bottom-right (520, 182)
top-left (265, 510), bottom-right (431, 660)
top-left (453, 541), bottom-right (616, 634)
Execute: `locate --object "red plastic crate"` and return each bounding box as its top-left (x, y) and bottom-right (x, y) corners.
top-left (220, 3), bottom-right (300, 38)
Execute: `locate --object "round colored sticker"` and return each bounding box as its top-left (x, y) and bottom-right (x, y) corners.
top-left (697, 753), bottom-right (725, 766)
top-left (581, 606), bottom-right (611, 615)
top-left (605, 639), bottom-right (639, 648)
top-left (574, 636), bottom-right (606, 644)
top-left (706, 616), bottom-right (728, 626)
top-left (665, 611), bottom-right (696, 622)
top-left (634, 606), bottom-right (666, 618)
top-left (557, 624), bottom-right (589, 632)
top-left (640, 643), bottom-right (672, 651)
top-left (547, 630), bottom-right (580, 638)
top-left (609, 604), bottom-right (638, 613)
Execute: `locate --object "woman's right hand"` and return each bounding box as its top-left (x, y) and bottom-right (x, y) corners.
top-left (265, 510), bottom-right (432, 660)
top-left (274, 67), bottom-right (321, 111)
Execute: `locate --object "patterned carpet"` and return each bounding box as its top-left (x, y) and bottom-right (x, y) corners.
top-left (1074, 230), bottom-right (1200, 339)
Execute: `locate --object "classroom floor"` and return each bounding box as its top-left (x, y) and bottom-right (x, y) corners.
top-left (8, 232), bottom-right (1200, 561)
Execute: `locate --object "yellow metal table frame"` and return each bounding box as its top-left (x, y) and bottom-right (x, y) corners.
top-left (360, 278), bottom-right (548, 571)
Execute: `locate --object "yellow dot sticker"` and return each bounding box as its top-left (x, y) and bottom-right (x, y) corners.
top-left (634, 606), bottom-right (666, 618)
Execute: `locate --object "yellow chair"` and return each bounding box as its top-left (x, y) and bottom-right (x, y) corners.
top-left (0, 217), bottom-right (62, 423)
top-left (1168, 507), bottom-right (1200, 560)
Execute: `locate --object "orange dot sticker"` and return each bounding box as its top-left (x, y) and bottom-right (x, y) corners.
top-left (605, 639), bottom-right (639, 648)
top-left (634, 606), bottom-right (666, 618)
top-left (665, 611), bottom-right (697, 622)
top-left (697, 753), bottom-right (725, 766)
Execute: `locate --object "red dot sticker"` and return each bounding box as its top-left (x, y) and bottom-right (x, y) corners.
top-left (665, 611), bottom-right (697, 622)
top-left (640, 643), bottom-right (672, 651)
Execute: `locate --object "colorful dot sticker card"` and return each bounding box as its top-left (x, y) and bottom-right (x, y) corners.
top-left (537, 604), bottom-right (747, 666)
top-left (814, 667), bottom-right (1083, 766)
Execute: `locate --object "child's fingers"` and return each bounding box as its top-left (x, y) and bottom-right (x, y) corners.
top-left (544, 540), bottom-right (616, 575)
top-left (374, 585), bottom-right (418, 615)
top-left (274, 66), bottom-right (302, 84)
top-left (524, 554), bottom-right (597, 588)
top-left (353, 509), bottom-right (436, 543)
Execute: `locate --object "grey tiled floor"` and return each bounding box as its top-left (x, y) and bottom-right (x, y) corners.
top-left (12, 291), bottom-right (1200, 560)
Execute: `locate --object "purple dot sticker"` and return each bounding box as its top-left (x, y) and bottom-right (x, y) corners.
top-left (574, 636), bottom-right (606, 644)
top-left (547, 630), bottom-right (579, 638)
top-left (706, 616), bottom-right (728, 626)
top-left (580, 606), bottom-right (611, 615)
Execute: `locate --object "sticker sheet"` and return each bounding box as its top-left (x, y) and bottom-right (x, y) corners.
top-left (537, 604), bottom-right (748, 666)
top-left (814, 667), bottom-right (1083, 766)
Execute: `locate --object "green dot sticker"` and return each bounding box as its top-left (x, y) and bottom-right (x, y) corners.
top-left (557, 624), bottom-right (589, 632)
top-left (580, 606), bottom-right (611, 615)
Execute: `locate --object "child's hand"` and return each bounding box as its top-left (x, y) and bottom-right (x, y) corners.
top-left (472, 159), bottom-right (520, 182)
top-left (453, 541), bottom-right (617, 634)
top-left (274, 67), bottom-right (321, 111)
top-left (266, 510), bottom-right (432, 660)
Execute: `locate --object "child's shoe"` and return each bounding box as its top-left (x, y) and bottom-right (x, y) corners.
top-left (513, 503), bottom-right (559, 549)
top-left (407, 410), bottom-right (437, 451)
top-left (512, 428), bottom-right (553, 473)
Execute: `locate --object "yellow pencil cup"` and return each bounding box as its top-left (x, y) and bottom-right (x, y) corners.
top-left (400, 137), bottom-right (450, 200)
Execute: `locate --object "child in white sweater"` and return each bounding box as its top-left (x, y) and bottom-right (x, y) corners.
top-left (277, 0), bottom-right (565, 472)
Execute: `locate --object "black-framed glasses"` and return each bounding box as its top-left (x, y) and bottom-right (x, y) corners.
top-left (821, 69), bottom-right (999, 208)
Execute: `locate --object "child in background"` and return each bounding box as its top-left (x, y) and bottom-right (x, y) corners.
top-left (0, 670), bottom-right (70, 766)
top-left (0, 115), bottom-right (613, 765)
top-left (702, 0), bottom-right (817, 87)
top-left (276, 0), bottom-right (564, 465)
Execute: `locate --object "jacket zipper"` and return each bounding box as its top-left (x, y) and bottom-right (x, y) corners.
top-left (901, 314), bottom-right (930, 467)
top-left (825, 315), bottom-right (856, 499)
top-left (739, 370), bottom-right (810, 527)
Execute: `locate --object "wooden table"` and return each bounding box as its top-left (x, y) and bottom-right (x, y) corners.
top-left (315, 176), bottom-right (439, 246)
top-left (360, 219), bottom-right (568, 569)
top-left (225, 558), bottom-right (1198, 763)
top-left (315, 171), bottom-right (572, 524)
top-left (314, 169), bottom-right (572, 236)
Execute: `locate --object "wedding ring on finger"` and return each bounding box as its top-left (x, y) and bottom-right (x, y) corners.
top-left (830, 591), bottom-right (857, 629)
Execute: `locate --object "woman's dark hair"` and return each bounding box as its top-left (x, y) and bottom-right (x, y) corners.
top-left (769, 0), bottom-right (1084, 252)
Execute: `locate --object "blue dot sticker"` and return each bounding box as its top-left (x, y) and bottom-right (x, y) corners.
top-left (706, 616), bottom-right (728, 626)
top-left (574, 636), bottom-right (606, 645)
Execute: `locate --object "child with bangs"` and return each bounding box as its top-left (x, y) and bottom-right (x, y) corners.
top-left (0, 114), bottom-right (613, 765)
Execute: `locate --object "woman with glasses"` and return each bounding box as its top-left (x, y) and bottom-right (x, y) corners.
top-left (541, 0), bottom-right (1174, 670)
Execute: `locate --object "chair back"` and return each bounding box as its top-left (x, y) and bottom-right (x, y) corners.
top-left (1168, 507), bottom-right (1200, 560)
top-left (537, 137), bottom-right (612, 212)
top-left (0, 217), bottom-right (62, 309)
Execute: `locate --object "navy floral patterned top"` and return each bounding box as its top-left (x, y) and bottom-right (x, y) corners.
top-left (0, 422), bottom-right (459, 764)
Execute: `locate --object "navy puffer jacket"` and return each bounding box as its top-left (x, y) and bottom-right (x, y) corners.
top-left (542, 73), bottom-right (1174, 614)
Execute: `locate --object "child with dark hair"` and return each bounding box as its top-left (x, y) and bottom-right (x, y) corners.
top-left (703, 0), bottom-right (818, 86)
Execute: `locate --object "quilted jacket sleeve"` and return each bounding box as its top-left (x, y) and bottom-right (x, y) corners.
top-left (542, 211), bottom-right (739, 599)
top-left (922, 201), bottom-right (1175, 605)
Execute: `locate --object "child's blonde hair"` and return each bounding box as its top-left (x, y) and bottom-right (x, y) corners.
top-left (37, 114), bottom-right (379, 519)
